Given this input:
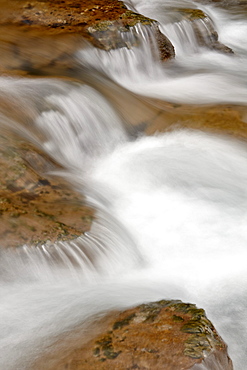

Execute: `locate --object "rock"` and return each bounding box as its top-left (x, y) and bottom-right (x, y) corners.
top-left (0, 0), bottom-right (174, 64)
top-left (168, 7), bottom-right (233, 53)
top-left (37, 300), bottom-right (233, 370)
top-left (143, 101), bottom-right (247, 140)
top-left (0, 131), bottom-right (93, 248)
top-left (91, 77), bottom-right (247, 140)
top-left (194, 0), bottom-right (247, 6)
top-left (0, 25), bottom-right (84, 76)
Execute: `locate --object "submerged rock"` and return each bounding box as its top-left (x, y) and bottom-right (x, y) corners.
top-left (143, 101), bottom-right (247, 140)
top-left (38, 300), bottom-right (233, 369)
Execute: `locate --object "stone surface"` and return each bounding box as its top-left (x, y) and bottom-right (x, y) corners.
top-left (143, 101), bottom-right (247, 139)
top-left (0, 131), bottom-right (93, 248)
top-left (93, 77), bottom-right (247, 140)
top-left (0, 0), bottom-right (174, 64)
top-left (167, 7), bottom-right (233, 53)
top-left (34, 300), bottom-right (233, 370)
top-left (0, 24), bottom-right (83, 76)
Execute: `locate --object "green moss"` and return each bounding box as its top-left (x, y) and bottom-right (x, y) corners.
top-left (180, 303), bottom-right (224, 359)
top-left (121, 10), bottom-right (155, 25)
top-left (88, 20), bottom-right (114, 32)
top-left (137, 300), bottom-right (224, 360)
top-left (139, 303), bottom-right (161, 322)
top-left (184, 333), bottom-right (212, 358)
top-left (81, 215), bottom-right (93, 222)
top-left (87, 10), bottom-right (155, 34)
top-left (112, 313), bottom-right (136, 330)
top-left (138, 300), bottom-right (181, 323)
top-left (181, 320), bottom-right (207, 334)
top-left (94, 335), bottom-right (121, 361)
top-left (35, 209), bottom-right (55, 220)
top-left (178, 8), bottom-right (206, 21)
top-left (172, 302), bottom-right (204, 317)
top-left (93, 347), bottom-right (100, 357)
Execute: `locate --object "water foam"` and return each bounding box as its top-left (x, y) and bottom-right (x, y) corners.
top-left (76, 0), bottom-right (247, 105)
top-left (1, 125), bottom-right (247, 369)
top-left (0, 4), bottom-right (247, 366)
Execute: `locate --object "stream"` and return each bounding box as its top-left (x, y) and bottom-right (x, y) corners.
top-left (0, 0), bottom-right (247, 369)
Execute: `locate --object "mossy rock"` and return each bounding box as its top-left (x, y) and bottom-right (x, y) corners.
top-left (37, 299), bottom-right (233, 369)
top-left (0, 0), bottom-right (175, 68)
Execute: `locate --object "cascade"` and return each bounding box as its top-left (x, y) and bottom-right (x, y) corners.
top-left (0, 1), bottom-right (247, 369)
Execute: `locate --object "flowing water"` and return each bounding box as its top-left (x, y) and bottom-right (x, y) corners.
top-left (1, 0), bottom-right (247, 369)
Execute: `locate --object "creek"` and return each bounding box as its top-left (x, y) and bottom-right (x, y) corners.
top-left (0, 0), bottom-right (247, 369)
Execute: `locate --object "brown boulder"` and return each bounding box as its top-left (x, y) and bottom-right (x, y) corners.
top-left (0, 131), bottom-right (93, 248)
top-left (144, 101), bottom-right (247, 139)
top-left (37, 300), bottom-right (233, 370)
top-left (0, 0), bottom-right (174, 69)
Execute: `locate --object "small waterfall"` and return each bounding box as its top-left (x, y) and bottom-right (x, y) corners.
top-left (0, 209), bottom-right (141, 283)
top-left (75, 6), bottom-right (247, 105)
top-left (0, 78), bottom-right (140, 282)
top-left (34, 84), bottom-right (128, 169)
top-left (77, 23), bottom-right (164, 82)
top-left (0, 1), bottom-right (247, 369)
top-left (160, 12), bottom-right (220, 56)
top-left (161, 19), bottom-right (199, 55)
top-left (0, 79), bottom-right (128, 170)
top-left (1, 115), bottom-right (247, 368)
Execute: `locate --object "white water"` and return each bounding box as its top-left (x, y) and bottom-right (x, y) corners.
top-left (78, 0), bottom-right (247, 104)
top-left (1, 1), bottom-right (247, 369)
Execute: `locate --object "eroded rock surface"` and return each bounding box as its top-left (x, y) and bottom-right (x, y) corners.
top-left (37, 300), bottom-right (233, 370)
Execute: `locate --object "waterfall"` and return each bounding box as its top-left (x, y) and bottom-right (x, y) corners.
top-left (77, 23), bottom-right (164, 82)
top-left (0, 1), bottom-right (247, 369)
top-left (77, 0), bottom-right (247, 104)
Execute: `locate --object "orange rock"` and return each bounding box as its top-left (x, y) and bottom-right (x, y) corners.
top-left (35, 300), bottom-right (233, 370)
top-left (0, 0), bottom-right (174, 59)
top-left (0, 132), bottom-right (93, 248)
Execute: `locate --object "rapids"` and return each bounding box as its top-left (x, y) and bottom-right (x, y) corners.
top-left (0, 0), bottom-right (247, 369)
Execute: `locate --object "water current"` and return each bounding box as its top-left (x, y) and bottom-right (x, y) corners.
top-left (0, 0), bottom-right (247, 369)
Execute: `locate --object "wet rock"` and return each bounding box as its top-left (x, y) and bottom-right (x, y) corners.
top-left (170, 7), bottom-right (233, 53)
top-left (143, 101), bottom-right (247, 140)
top-left (40, 300), bottom-right (233, 370)
top-left (0, 132), bottom-right (93, 248)
top-left (0, 0), bottom-right (174, 62)
top-left (0, 25), bottom-right (84, 76)
top-left (92, 77), bottom-right (247, 140)
top-left (194, 0), bottom-right (247, 5)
